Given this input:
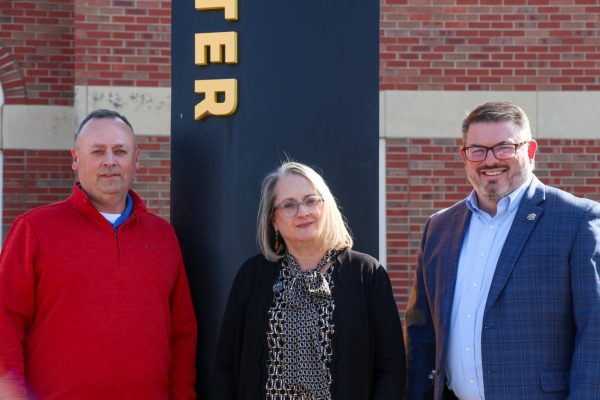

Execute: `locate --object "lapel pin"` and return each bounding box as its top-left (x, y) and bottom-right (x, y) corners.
top-left (527, 213), bottom-right (537, 221)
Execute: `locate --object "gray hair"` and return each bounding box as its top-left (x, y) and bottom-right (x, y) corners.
top-left (256, 161), bottom-right (353, 261)
top-left (77, 109), bottom-right (134, 136)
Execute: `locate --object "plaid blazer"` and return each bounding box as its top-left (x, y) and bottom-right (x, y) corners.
top-left (405, 176), bottom-right (600, 400)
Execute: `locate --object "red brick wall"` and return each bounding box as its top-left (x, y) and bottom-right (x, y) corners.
top-left (387, 138), bottom-right (600, 314)
top-left (0, 0), bottom-right (173, 104)
top-left (2, 136), bottom-right (172, 237)
top-left (74, 0), bottom-right (172, 87)
top-left (0, 0), bottom-right (74, 105)
top-left (1, 0), bottom-right (173, 238)
top-left (379, 0), bottom-right (600, 313)
top-left (2, 149), bottom-right (73, 234)
top-left (380, 0), bottom-right (600, 91)
top-left (134, 135), bottom-right (172, 219)
top-left (0, 45), bottom-right (27, 104)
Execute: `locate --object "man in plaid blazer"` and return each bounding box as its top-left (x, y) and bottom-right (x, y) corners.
top-left (405, 101), bottom-right (600, 400)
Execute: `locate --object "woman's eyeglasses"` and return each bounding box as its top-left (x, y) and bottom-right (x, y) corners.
top-left (272, 195), bottom-right (324, 217)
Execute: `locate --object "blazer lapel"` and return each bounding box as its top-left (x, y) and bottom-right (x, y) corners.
top-left (485, 177), bottom-right (545, 314)
top-left (439, 202), bottom-right (471, 351)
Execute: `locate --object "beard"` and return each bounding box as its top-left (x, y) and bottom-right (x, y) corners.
top-left (468, 163), bottom-right (531, 203)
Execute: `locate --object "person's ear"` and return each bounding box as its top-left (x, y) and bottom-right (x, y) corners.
top-left (527, 139), bottom-right (538, 160)
top-left (135, 149), bottom-right (140, 170)
top-left (459, 147), bottom-right (468, 164)
top-left (71, 148), bottom-right (78, 171)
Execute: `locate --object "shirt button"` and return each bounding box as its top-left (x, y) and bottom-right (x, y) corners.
top-left (469, 378), bottom-right (475, 384)
top-left (473, 283), bottom-right (478, 288)
top-left (465, 346), bottom-right (471, 351)
top-left (467, 314), bottom-right (472, 319)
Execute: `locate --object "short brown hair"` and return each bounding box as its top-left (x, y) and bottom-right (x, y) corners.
top-left (462, 101), bottom-right (531, 142)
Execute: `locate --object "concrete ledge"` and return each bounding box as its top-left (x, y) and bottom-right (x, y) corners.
top-left (3, 90), bottom-right (595, 150)
top-left (381, 91), bottom-right (600, 139)
top-left (75, 86), bottom-right (171, 137)
top-left (1, 105), bottom-right (75, 150)
top-left (537, 92), bottom-right (600, 139)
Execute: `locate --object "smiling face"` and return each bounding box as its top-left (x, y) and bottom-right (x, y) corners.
top-left (271, 173), bottom-right (325, 255)
top-left (71, 117), bottom-right (139, 213)
top-left (461, 121), bottom-right (537, 215)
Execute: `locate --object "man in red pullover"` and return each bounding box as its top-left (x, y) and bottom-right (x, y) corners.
top-left (0, 109), bottom-right (197, 399)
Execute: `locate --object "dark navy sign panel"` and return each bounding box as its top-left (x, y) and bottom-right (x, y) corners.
top-left (172, 1), bottom-right (379, 395)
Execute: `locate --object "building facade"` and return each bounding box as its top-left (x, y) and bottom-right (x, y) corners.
top-left (2, 0), bottom-right (600, 314)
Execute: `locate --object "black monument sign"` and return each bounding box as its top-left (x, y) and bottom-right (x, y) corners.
top-left (171, 0), bottom-right (379, 395)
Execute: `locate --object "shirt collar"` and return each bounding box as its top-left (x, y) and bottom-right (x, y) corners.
top-left (112, 193), bottom-right (134, 230)
top-left (466, 174), bottom-right (533, 216)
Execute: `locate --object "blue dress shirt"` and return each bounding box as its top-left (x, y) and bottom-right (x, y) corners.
top-left (445, 177), bottom-right (531, 400)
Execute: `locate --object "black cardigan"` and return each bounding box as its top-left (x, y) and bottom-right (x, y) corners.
top-left (211, 249), bottom-right (406, 399)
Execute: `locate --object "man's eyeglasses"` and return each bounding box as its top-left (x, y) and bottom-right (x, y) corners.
top-left (462, 141), bottom-right (529, 162)
top-left (273, 195), bottom-right (324, 218)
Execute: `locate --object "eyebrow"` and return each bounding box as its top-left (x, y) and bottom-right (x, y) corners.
top-left (89, 143), bottom-right (129, 148)
top-left (277, 193), bottom-right (318, 202)
top-left (465, 140), bottom-right (517, 147)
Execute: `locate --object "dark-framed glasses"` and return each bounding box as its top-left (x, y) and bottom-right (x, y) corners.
top-left (273, 195), bottom-right (324, 217)
top-left (463, 141), bottom-right (529, 162)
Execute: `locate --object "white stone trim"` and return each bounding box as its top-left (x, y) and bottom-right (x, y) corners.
top-left (536, 92), bottom-right (600, 139)
top-left (380, 91), bottom-right (600, 139)
top-left (379, 138), bottom-right (387, 269)
top-left (1, 105), bottom-right (75, 150)
top-left (75, 85), bottom-right (171, 137)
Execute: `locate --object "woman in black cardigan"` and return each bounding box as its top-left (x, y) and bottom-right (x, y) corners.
top-left (212, 161), bottom-right (406, 399)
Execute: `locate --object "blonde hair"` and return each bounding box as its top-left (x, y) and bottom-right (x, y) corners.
top-left (257, 162), bottom-right (353, 261)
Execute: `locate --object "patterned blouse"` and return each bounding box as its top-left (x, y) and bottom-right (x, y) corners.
top-left (265, 251), bottom-right (337, 400)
